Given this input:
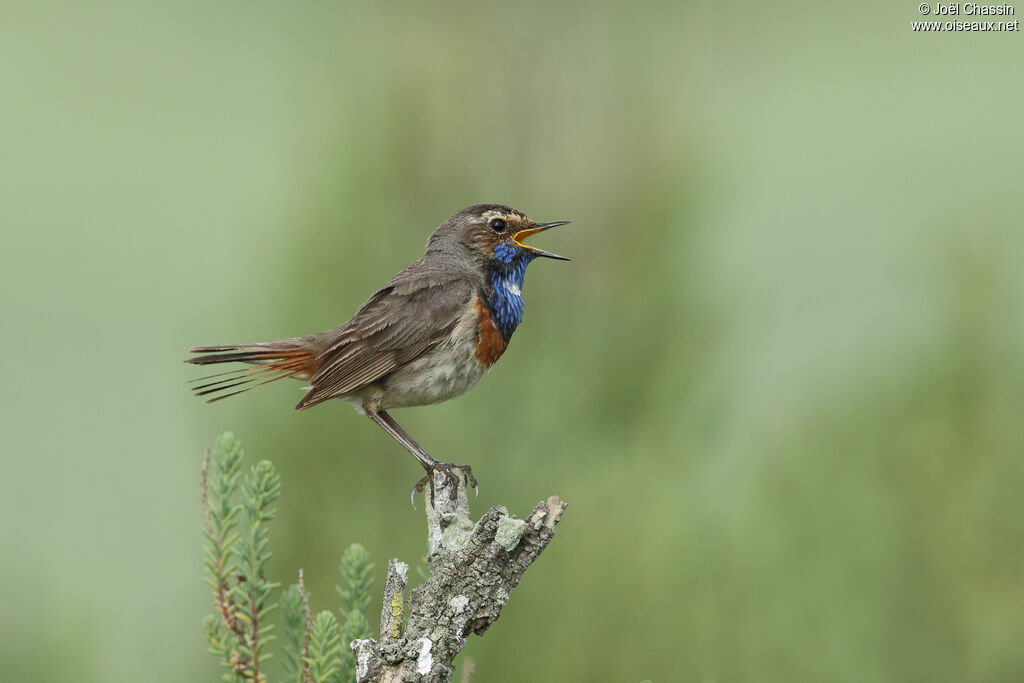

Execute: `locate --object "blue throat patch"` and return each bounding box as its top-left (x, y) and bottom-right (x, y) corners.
top-left (488, 242), bottom-right (537, 342)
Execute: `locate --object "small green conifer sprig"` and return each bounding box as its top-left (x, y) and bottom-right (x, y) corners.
top-left (339, 610), bottom-right (371, 682)
top-left (203, 433), bottom-right (245, 636)
top-left (337, 544), bottom-right (374, 614)
top-left (201, 434), bottom-right (377, 683)
top-left (234, 460), bottom-right (282, 680)
top-left (201, 433), bottom-right (282, 683)
top-left (280, 569), bottom-right (316, 683)
top-left (306, 611), bottom-right (343, 683)
top-left (337, 544), bottom-right (375, 682)
top-left (279, 584), bottom-right (303, 681)
top-left (202, 613), bottom-right (241, 683)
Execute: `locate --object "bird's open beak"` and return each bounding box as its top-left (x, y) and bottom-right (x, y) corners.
top-left (513, 221), bottom-right (571, 261)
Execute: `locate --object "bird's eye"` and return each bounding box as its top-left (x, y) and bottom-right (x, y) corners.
top-left (488, 218), bottom-right (506, 232)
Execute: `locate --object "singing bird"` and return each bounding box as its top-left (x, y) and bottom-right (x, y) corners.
top-left (187, 204), bottom-right (569, 500)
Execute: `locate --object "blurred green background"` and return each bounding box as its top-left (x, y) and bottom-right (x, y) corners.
top-left (3, 1), bottom-right (1023, 681)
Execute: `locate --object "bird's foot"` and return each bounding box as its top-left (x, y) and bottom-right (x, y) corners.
top-left (410, 462), bottom-right (478, 507)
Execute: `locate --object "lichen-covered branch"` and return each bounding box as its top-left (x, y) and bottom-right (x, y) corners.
top-left (351, 474), bottom-right (566, 682)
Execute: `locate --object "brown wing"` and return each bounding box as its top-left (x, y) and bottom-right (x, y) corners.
top-left (295, 266), bottom-right (475, 410)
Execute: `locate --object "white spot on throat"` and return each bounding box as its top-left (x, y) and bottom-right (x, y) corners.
top-left (503, 279), bottom-right (522, 297)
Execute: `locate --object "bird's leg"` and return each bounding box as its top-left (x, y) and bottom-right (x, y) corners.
top-left (367, 409), bottom-right (478, 504)
top-left (366, 409), bottom-right (438, 469)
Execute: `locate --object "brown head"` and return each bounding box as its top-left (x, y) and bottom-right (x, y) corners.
top-left (425, 204), bottom-right (570, 271)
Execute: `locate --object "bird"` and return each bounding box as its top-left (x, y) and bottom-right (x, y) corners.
top-left (186, 203), bottom-right (569, 501)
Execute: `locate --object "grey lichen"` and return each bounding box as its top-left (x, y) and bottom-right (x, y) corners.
top-left (351, 473), bottom-right (566, 682)
top-left (352, 639), bottom-right (373, 680)
top-left (448, 595), bottom-right (468, 614)
top-left (494, 515), bottom-right (528, 551)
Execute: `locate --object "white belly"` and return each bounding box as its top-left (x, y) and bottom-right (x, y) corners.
top-left (349, 301), bottom-right (490, 411)
top-left (378, 343), bottom-right (489, 409)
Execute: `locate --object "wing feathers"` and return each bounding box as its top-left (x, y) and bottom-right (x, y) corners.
top-left (187, 265), bottom-right (477, 409)
top-left (295, 274), bottom-right (473, 410)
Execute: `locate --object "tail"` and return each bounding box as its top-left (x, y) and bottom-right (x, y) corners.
top-left (185, 340), bottom-right (318, 403)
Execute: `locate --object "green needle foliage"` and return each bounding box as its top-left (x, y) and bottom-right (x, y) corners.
top-left (203, 614), bottom-right (241, 683)
top-left (337, 544), bottom-right (375, 683)
top-left (306, 611), bottom-right (342, 683)
top-left (201, 433), bottom-right (282, 683)
top-left (279, 583), bottom-right (307, 683)
top-left (337, 544), bottom-right (374, 615)
top-left (235, 460), bottom-right (283, 676)
top-left (203, 433), bottom-right (244, 634)
top-left (201, 433), bottom-right (377, 683)
top-left (339, 610), bottom-right (371, 683)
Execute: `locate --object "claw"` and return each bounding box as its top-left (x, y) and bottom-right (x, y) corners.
top-left (410, 462), bottom-right (478, 506)
top-left (409, 473), bottom-right (435, 509)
